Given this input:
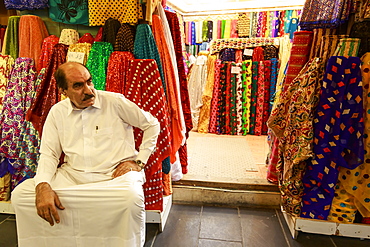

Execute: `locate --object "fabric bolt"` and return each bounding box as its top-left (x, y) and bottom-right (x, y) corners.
top-left (235, 66), bottom-right (243, 135)
top-left (18, 15), bottom-right (49, 72)
top-left (328, 52), bottom-right (370, 223)
top-left (278, 10), bottom-right (285, 37)
top-left (0, 58), bottom-right (37, 162)
top-left (269, 58), bottom-right (278, 114)
top-left (309, 29), bottom-right (336, 60)
top-left (224, 20), bottom-right (231, 39)
top-left (209, 37), bottom-right (276, 54)
top-left (284, 10), bottom-right (292, 34)
top-left (49, 0), bottom-right (88, 25)
top-left (102, 18), bottom-right (122, 47)
top-left (334, 38), bottom-right (361, 57)
top-left (67, 43), bottom-right (92, 65)
top-left (272, 11), bottom-right (280, 37)
top-left (196, 21), bottom-right (203, 44)
top-left (202, 21), bottom-right (208, 42)
top-left (125, 59), bottom-right (172, 210)
top-left (256, 12), bottom-right (262, 37)
top-left (94, 27), bottom-right (103, 41)
top-left (260, 12), bottom-right (267, 38)
top-left (0, 55), bottom-right (14, 111)
top-left (252, 46), bottom-right (264, 61)
top-left (0, 173), bottom-right (11, 201)
top-left (207, 20), bottom-right (213, 41)
top-left (220, 48), bottom-right (236, 62)
top-left (88, 0), bottom-right (143, 26)
top-left (235, 49), bottom-right (243, 63)
top-left (267, 58), bottom-right (323, 216)
top-left (251, 12), bottom-right (258, 38)
top-left (241, 60), bottom-right (252, 135)
top-left (301, 56), bottom-right (364, 221)
top-left (265, 11), bottom-right (271, 38)
top-left (254, 61), bottom-right (265, 136)
top-left (209, 60), bottom-right (222, 134)
top-left (184, 22), bottom-right (189, 45)
top-left (264, 45), bottom-right (278, 60)
top-left (237, 13), bottom-right (250, 37)
top-left (218, 62), bottom-right (228, 134)
top-left (198, 55), bottom-right (216, 133)
top-left (350, 21), bottom-right (370, 58)
top-left (249, 61), bottom-right (258, 134)
top-left (151, 15), bottom-right (183, 164)
top-left (59, 29), bottom-right (79, 45)
top-left (4, 0), bottom-right (48, 10)
top-left (2, 16), bottom-right (20, 60)
top-left (26, 43), bottom-right (69, 136)
top-left (262, 60), bottom-right (271, 135)
top-left (284, 31), bottom-right (314, 89)
top-left (114, 24), bottom-right (136, 53)
top-left (229, 63), bottom-right (238, 135)
top-left (134, 24), bottom-right (166, 92)
top-left (191, 22), bottom-right (196, 45)
top-left (39, 35), bottom-right (60, 70)
top-left (106, 51), bottom-right (135, 94)
top-left (299, 0), bottom-right (351, 30)
top-left (318, 34), bottom-right (348, 69)
top-left (230, 19), bottom-right (238, 38)
top-left (86, 42), bottom-right (113, 91)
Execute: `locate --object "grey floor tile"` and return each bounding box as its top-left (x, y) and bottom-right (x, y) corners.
top-left (200, 206), bottom-right (242, 242)
top-left (330, 235), bottom-right (370, 247)
top-left (153, 204), bottom-right (202, 247)
top-left (240, 207), bottom-right (288, 247)
top-left (199, 239), bottom-right (242, 247)
top-left (144, 223), bottom-right (159, 247)
top-left (0, 219), bottom-right (17, 247)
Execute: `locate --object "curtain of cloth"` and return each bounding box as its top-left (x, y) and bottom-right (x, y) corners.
top-left (26, 43), bottom-right (69, 136)
top-left (105, 51), bottom-right (135, 94)
top-left (39, 35), bottom-right (59, 71)
top-left (49, 0), bottom-right (88, 25)
top-left (86, 42), bottom-right (113, 91)
top-left (300, 56), bottom-right (364, 221)
top-left (2, 16), bottom-right (20, 60)
top-left (241, 60), bottom-right (252, 135)
top-left (209, 60), bottom-right (222, 134)
top-left (124, 59), bottom-right (172, 210)
top-left (268, 58), bottom-right (323, 217)
top-left (18, 15), bottom-right (49, 72)
top-left (0, 55), bottom-right (14, 111)
top-left (114, 24), bottom-right (136, 52)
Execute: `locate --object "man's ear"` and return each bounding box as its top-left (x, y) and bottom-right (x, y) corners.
top-left (58, 87), bottom-right (66, 95)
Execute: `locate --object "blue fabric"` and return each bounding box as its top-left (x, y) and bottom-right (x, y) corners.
top-left (4, 0), bottom-right (48, 10)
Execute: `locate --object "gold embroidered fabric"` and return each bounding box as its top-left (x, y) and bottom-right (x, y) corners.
top-left (67, 43), bottom-right (92, 65)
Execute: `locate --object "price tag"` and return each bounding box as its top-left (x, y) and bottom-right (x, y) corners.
top-left (67, 52), bottom-right (85, 64)
top-left (244, 49), bottom-right (254, 56)
top-left (231, 66), bottom-right (241, 74)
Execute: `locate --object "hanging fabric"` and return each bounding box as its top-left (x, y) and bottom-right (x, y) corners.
top-left (67, 43), bottom-right (92, 65)
top-left (106, 51), bottom-right (135, 94)
top-left (102, 18), bottom-right (122, 47)
top-left (241, 60), bottom-right (252, 135)
top-left (114, 24), bottom-right (136, 52)
top-left (0, 55), bottom-right (14, 111)
top-left (39, 35), bottom-right (60, 71)
top-left (59, 29), bottom-right (79, 45)
top-left (209, 60), bottom-right (222, 134)
top-left (4, 0), bottom-right (48, 10)
top-left (49, 0), bottom-right (89, 25)
top-left (2, 16), bottom-right (20, 60)
top-left (249, 61), bottom-right (258, 134)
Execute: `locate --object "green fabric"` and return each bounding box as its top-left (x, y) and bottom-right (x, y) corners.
top-left (5, 16), bottom-right (21, 59)
top-left (250, 61), bottom-right (258, 134)
top-left (241, 60), bottom-right (252, 135)
top-left (221, 20), bottom-right (226, 39)
top-left (202, 21), bottom-right (208, 42)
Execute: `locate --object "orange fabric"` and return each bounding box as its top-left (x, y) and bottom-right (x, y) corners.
top-left (18, 15), bottom-right (49, 72)
top-left (151, 14), bottom-right (183, 163)
top-left (162, 172), bottom-right (172, 196)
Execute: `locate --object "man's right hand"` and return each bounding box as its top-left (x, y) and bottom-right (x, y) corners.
top-left (35, 182), bottom-right (65, 226)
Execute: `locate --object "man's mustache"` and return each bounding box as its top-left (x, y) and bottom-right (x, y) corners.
top-left (83, 94), bottom-right (95, 101)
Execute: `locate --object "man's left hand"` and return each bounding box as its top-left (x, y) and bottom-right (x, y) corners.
top-left (112, 160), bottom-right (141, 178)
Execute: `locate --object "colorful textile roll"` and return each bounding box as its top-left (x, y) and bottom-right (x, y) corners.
top-left (251, 12), bottom-right (258, 38)
top-left (209, 60), bottom-right (222, 134)
top-left (4, 0), bottom-right (48, 10)
top-left (224, 20), bottom-right (231, 39)
top-left (102, 18), bottom-right (121, 47)
top-left (230, 19), bottom-right (238, 38)
top-left (59, 29), bottom-right (79, 45)
top-left (2, 16), bottom-right (20, 59)
top-left (301, 56), bottom-right (364, 220)
top-left (241, 60), bottom-right (252, 135)
top-left (67, 43), bottom-right (92, 65)
top-left (114, 24), bottom-right (135, 52)
top-left (39, 35), bottom-right (59, 71)
top-left (249, 61), bottom-right (258, 134)
top-left (309, 28), bottom-right (337, 60)
top-left (334, 38), bottom-right (361, 57)
top-left (238, 13), bottom-right (251, 37)
top-left (49, 0), bottom-right (88, 25)
top-left (229, 63), bottom-right (238, 135)
top-left (318, 34), bottom-right (348, 68)
top-left (254, 61), bottom-right (265, 136)
top-left (262, 60), bottom-right (271, 135)
top-left (218, 62), bottom-right (228, 134)
top-left (0, 55), bottom-right (14, 111)
top-left (235, 65), bottom-right (243, 135)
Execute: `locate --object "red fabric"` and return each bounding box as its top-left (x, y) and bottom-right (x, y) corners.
top-left (252, 46), bottom-right (264, 61)
top-left (106, 51), bottom-right (135, 94)
top-left (255, 61), bottom-right (265, 136)
top-left (262, 60), bottom-right (271, 135)
top-left (225, 62), bottom-right (232, 134)
top-left (94, 27), bottom-right (103, 42)
top-left (235, 49), bottom-right (243, 63)
top-left (26, 44), bottom-right (69, 136)
top-left (78, 33), bottom-right (95, 44)
top-left (38, 35), bottom-right (59, 71)
top-left (267, 133), bottom-right (279, 184)
top-left (151, 14), bottom-right (183, 163)
top-left (124, 59), bottom-right (172, 211)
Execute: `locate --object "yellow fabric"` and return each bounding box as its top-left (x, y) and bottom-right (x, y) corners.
top-left (145, 0), bottom-right (160, 24)
top-left (88, 0), bottom-right (143, 26)
top-left (265, 11), bottom-right (270, 38)
top-left (198, 55), bottom-right (217, 133)
top-left (67, 43), bottom-right (92, 65)
top-left (224, 20), bottom-right (231, 39)
top-left (0, 55), bottom-right (14, 112)
top-left (328, 52), bottom-right (370, 222)
top-left (0, 173), bottom-right (11, 201)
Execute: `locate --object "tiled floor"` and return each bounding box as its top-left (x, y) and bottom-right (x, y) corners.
top-left (3, 204), bottom-right (369, 247)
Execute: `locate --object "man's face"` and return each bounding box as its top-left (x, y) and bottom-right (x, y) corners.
top-left (62, 64), bottom-right (95, 109)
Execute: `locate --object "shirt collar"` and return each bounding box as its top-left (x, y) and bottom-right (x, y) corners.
top-left (66, 89), bottom-right (101, 116)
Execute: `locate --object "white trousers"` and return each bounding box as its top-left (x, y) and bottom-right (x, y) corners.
top-left (11, 167), bottom-right (146, 247)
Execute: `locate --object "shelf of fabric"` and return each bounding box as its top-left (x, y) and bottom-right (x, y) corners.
top-left (0, 195), bottom-right (172, 233)
top-left (145, 194), bottom-right (172, 232)
top-left (281, 206), bottom-right (370, 240)
top-left (209, 37), bottom-right (280, 54)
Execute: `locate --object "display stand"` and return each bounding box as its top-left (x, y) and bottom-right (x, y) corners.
top-left (0, 195), bottom-right (173, 232)
top-left (281, 206), bottom-right (370, 240)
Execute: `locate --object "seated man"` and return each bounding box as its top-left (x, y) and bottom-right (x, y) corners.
top-left (11, 61), bottom-right (160, 247)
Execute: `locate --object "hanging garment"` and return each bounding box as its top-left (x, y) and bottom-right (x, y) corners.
top-left (106, 51), bottom-right (135, 94)
top-left (39, 35), bottom-right (60, 71)
top-left (299, 0), bottom-right (351, 30)
top-left (26, 44), bottom-right (69, 135)
top-left (268, 58), bottom-right (323, 216)
top-left (328, 52), bottom-right (370, 223)
top-left (143, 0), bottom-right (160, 24)
top-left (2, 16), bottom-right (20, 59)
top-left (59, 29), bottom-right (79, 45)
top-left (102, 18), bottom-right (122, 47)
top-left (67, 43), bottom-right (92, 65)
top-left (88, 0), bottom-right (143, 26)
top-left (300, 56), bottom-right (364, 221)
top-left (78, 33), bottom-right (94, 44)
top-left (18, 15), bottom-right (49, 72)
top-left (241, 60), bottom-right (252, 135)
top-left (0, 55), bottom-right (14, 111)
top-left (86, 42), bottom-right (113, 91)
top-left (209, 60), bottom-right (222, 134)
top-left (49, 0), bottom-right (88, 25)
top-left (4, 0), bottom-right (48, 10)
top-left (125, 59), bottom-right (172, 210)
top-left (114, 24), bottom-right (136, 52)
